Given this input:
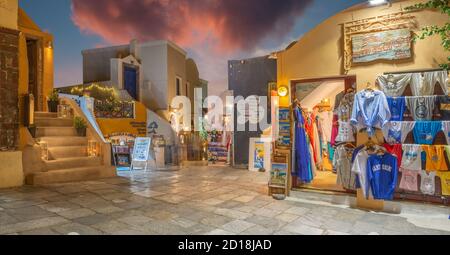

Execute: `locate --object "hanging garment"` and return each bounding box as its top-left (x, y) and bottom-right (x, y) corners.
top-left (377, 74), bottom-right (412, 97)
top-left (367, 153), bottom-right (399, 200)
top-left (422, 145), bottom-right (449, 172)
top-left (293, 107), bottom-right (313, 183)
top-left (309, 142), bottom-right (317, 177)
top-left (317, 111), bottom-right (333, 143)
top-left (399, 169), bottom-right (419, 192)
top-left (351, 146), bottom-right (382, 199)
top-left (333, 91), bottom-right (345, 112)
top-left (305, 114), bottom-right (318, 164)
top-left (387, 97), bottom-right (406, 121)
top-left (446, 146), bottom-right (450, 163)
top-left (330, 114), bottom-right (339, 147)
top-left (383, 144), bottom-right (402, 168)
top-left (382, 121), bottom-right (415, 144)
top-left (406, 96), bottom-right (437, 121)
top-left (335, 121), bottom-right (355, 143)
top-left (334, 145), bottom-right (357, 190)
top-left (420, 170), bottom-right (436, 196)
top-left (312, 115), bottom-right (322, 165)
top-left (351, 90), bottom-right (391, 136)
top-left (401, 144), bottom-right (424, 171)
top-left (438, 96), bottom-right (450, 121)
top-left (411, 71), bottom-right (449, 96)
top-left (437, 171), bottom-right (450, 196)
top-left (443, 121), bottom-right (450, 145)
top-left (413, 121), bottom-right (442, 145)
top-left (328, 143), bottom-right (335, 161)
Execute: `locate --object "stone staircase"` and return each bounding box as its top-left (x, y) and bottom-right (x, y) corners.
top-left (26, 112), bottom-right (105, 185)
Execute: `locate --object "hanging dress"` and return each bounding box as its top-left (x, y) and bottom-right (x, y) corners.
top-left (294, 107), bottom-right (313, 183)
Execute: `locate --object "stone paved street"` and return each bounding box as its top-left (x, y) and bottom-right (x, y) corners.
top-left (0, 166), bottom-right (449, 235)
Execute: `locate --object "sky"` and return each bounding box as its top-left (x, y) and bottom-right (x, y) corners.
top-left (20, 0), bottom-right (366, 96)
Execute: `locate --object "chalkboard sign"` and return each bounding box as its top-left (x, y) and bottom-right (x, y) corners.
top-left (131, 137), bottom-right (151, 171)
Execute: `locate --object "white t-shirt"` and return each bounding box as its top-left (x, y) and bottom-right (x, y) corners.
top-left (401, 144), bottom-right (423, 171)
top-left (382, 121), bottom-right (415, 144)
top-left (420, 171), bottom-right (436, 196)
top-left (352, 150), bottom-right (371, 199)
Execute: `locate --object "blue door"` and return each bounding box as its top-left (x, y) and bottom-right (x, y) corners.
top-left (124, 66), bottom-right (138, 100)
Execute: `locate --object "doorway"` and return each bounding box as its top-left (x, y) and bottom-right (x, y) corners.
top-left (291, 76), bottom-right (357, 193)
top-left (27, 39), bottom-right (38, 109)
top-left (124, 64), bottom-right (139, 100)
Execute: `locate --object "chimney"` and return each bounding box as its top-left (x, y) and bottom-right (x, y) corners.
top-left (130, 39), bottom-right (140, 60)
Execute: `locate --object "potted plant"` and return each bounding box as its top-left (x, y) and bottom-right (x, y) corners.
top-left (47, 89), bottom-right (59, 113)
top-left (74, 116), bottom-right (88, 137)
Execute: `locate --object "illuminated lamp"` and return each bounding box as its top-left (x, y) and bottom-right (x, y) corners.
top-left (277, 85), bottom-right (289, 97)
top-left (369, 0), bottom-right (388, 6)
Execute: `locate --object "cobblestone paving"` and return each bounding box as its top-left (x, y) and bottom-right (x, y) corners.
top-left (0, 166), bottom-right (449, 235)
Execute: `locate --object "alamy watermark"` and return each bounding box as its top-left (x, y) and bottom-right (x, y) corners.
top-left (170, 88), bottom-right (281, 133)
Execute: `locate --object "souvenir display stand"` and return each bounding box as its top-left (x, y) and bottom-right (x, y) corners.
top-left (280, 69), bottom-right (449, 210)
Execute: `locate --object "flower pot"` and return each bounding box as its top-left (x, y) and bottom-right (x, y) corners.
top-left (76, 128), bottom-right (87, 137)
top-left (47, 101), bottom-right (58, 113)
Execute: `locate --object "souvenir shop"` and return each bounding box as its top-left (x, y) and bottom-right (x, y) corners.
top-left (287, 70), bottom-right (450, 205)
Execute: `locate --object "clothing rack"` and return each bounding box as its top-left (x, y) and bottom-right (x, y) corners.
top-left (384, 68), bottom-right (447, 75)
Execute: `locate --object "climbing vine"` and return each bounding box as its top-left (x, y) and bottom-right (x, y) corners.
top-left (405, 0), bottom-right (450, 69)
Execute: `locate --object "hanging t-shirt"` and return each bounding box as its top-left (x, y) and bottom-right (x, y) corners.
top-left (422, 145), bottom-right (449, 172)
top-left (399, 169), bottom-right (419, 192)
top-left (352, 146), bottom-right (383, 199)
top-left (442, 121), bottom-right (450, 145)
top-left (367, 153), bottom-right (398, 200)
top-left (411, 71), bottom-right (449, 96)
top-left (438, 96), bottom-right (450, 121)
top-left (351, 90), bottom-right (391, 136)
top-left (335, 121), bottom-right (355, 143)
top-left (382, 121), bottom-right (415, 144)
top-left (401, 144), bottom-right (423, 171)
top-left (420, 171), bottom-right (436, 196)
top-left (413, 121), bottom-right (442, 145)
top-left (437, 171), bottom-right (450, 196)
top-left (377, 74), bottom-right (412, 97)
top-left (387, 97), bottom-right (406, 121)
top-left (334, 145), bottom-right (357, 190)
top-left (383, 144), bottom-right (402, 168)
top-left (405, 96), bottom-right (437, 121)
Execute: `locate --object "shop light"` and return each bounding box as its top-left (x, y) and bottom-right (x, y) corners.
top-left (369, 0), bottom-right (388, 6)
top-left (278, 85), bottom-right (289, 97)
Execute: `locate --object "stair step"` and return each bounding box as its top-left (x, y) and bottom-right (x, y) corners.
top-left (35, 117), bottom-right (73, 127)
top-left (39, 136), bottom-right (88, 147)
top-left (44, 157), bottom-right (102, 171)
top-left (26, 166), bottom-right (102, 185)
top-left (48, 146), bottom-right (88, 159)
top-left (35, 112), bottom-right (58, 118)
top-left (36, 127), bottom-right (78, 137)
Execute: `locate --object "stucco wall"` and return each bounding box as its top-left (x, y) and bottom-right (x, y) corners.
top-left (0, 0), bottom-right (18, 30)
top-left (186, 58), bottom-right (200, 111)
top-left (167, 44), bottom-right (187, 106)
top-left (139, 43), bottom-right (168, 111)
top-left (277, 0), bottom-right (449, 95)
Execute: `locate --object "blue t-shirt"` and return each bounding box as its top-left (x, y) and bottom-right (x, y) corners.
top-left (413, 121), bottom-right (443, 145)
top-left (387, 97), bottom-right (406, 121)
top-left (367, 154), bottom-right (398, 201)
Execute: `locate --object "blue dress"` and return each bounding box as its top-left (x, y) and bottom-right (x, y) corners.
top-left (294, 107), bottom-right (313, 183)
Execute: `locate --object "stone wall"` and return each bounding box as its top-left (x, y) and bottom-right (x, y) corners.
top-left (0, 27), bottom-right (19, 151)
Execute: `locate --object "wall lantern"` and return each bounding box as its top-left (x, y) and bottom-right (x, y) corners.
top-left (277, 85), bottom-right (289, 97)
top-left (368, 0), bottom-right (388, 6)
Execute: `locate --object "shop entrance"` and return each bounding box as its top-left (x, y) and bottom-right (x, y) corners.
top-left (291, 75), bottom-right (356, 193)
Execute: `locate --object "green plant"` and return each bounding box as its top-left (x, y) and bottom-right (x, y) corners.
top-left (48, 89), bottom-right (59, 102)
top-left (74, 116), bottom-right (87, 130)
top-left (406, 0), bottom-right (450, 69)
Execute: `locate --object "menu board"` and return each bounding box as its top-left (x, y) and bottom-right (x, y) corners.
top-left (132, 137), bottom-right (151, 162)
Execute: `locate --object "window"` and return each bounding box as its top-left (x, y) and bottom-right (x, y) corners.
top-left (176, 77), bottom-right (182, 96)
